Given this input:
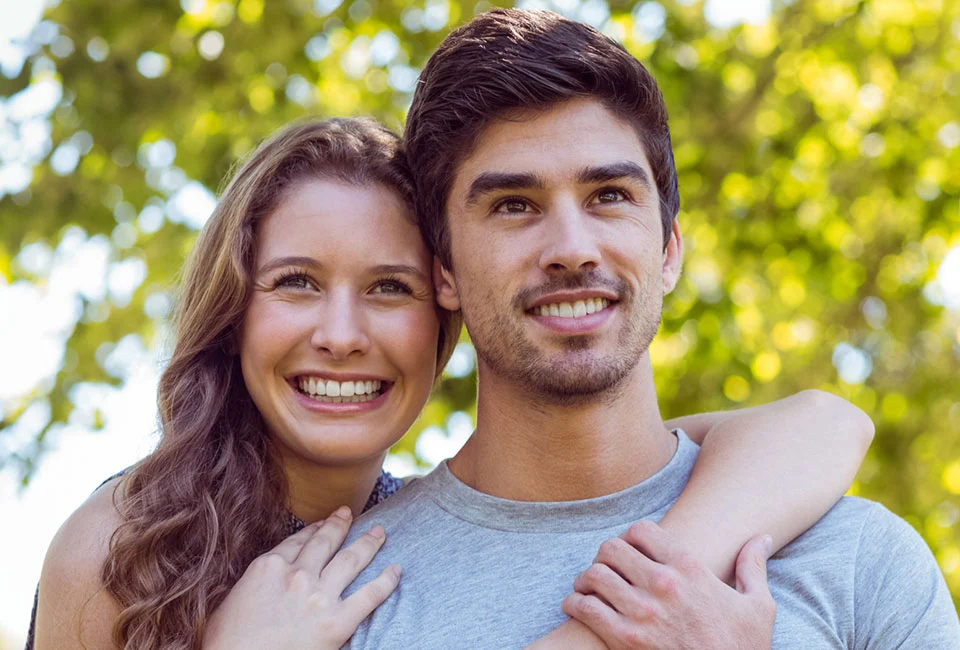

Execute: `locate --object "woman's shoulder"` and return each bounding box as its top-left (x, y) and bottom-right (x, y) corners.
top-left (34, 476), bottom-right (125, 648)
top-left (48, 475), bottom-right (125, 565)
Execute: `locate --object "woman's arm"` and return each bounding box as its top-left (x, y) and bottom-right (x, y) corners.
top-left (34, 479), bottom-right (124, 649)
top-left (528, 389), bottom-right (874, 649)
top-left (659, 388), bottom-right (874, 582)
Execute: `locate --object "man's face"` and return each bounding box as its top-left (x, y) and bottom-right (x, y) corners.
top-left (439, 98), bottom-right (682, 404)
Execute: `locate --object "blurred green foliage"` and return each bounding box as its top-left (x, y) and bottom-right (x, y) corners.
top-left (1, 0), bottom-right (958, 607)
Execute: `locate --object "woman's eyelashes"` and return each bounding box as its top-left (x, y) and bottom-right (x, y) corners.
top-left (268, 269), bottom-right (420, 298)
top-left (272, 268), bottom-right (315, 291)
top-left (370, 276), bottom-right (414, 296)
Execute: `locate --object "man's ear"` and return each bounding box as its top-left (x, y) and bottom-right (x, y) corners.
top-left (433, 257), bottom-right (461, 311)
top-left (662, 218), bottom-right (683, 294)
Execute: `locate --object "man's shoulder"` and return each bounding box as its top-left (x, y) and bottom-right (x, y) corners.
top-left (769, 496), bottom-right (960, 649)
top-left (347, 471), bottom-right (440, 542)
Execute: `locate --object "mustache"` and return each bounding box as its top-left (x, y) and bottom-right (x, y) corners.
top-left (514, 269), bottom-right (632, 309)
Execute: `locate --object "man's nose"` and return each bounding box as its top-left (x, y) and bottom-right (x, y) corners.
top-left (538, 202), bottom-right (602, 273)
top-left (309, 291), bottom-right (371, 360)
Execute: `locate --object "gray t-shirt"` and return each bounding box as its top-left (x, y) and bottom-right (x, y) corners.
top-left (343, 431), bottom-right (960, 649)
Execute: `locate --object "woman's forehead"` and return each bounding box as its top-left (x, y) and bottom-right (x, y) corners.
top-left (256, 178), bottom-right (430, 268)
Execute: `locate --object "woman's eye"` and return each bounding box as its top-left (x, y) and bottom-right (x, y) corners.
top-left (594, 189), bottom-right (628, 204)
top-left (372, 280), bottom-right (411, 295)
top-left (276, 274), bottom-right (312, 290)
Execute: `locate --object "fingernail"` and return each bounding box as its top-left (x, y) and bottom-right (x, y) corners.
top-left (391, 564), bottom-right (402, 579)
top-left (368, 525), bottom-right (385, 539)
top-left (762, 534), bottom-right (773, 555)
top-left (333, 505), bottom-right (352, 520)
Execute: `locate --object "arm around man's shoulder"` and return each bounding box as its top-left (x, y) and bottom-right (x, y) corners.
top-left (852, 500), bottom-right (960, 650)
top-left (33, 477), bottom-right (125, 650)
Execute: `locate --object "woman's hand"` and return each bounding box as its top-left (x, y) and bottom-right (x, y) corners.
top-left (203, 507), bottom-right (400, 650)
top-left (562, 521), bottom-right (776, 650)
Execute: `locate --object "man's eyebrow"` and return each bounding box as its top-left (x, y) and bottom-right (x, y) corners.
top-left (465, 171), bottom-right (546, 205)
top-left (576, 162), bottom-right (654, 191)
top-left (257, 256), bottom-right (322, 276)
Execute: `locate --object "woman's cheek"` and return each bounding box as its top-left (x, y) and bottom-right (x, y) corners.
top-left (377, 305), bottom-right (441, 384)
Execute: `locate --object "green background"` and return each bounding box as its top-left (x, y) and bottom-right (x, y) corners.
top-left (2, 0), bottom-right (958, 610)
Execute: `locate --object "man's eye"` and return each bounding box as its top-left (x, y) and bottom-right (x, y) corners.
top-left (594, 189), bottom-right (628, 204)
top-left (494, 198), bottom-right (532, 213)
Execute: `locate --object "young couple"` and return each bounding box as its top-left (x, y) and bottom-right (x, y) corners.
top-left (32, 8), bottom-right (958, 650)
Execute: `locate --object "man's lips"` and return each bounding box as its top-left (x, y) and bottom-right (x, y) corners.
top-left (527, 298), bottom-right (617, 334)
top-left (527, 289), bottom-right (619, 311)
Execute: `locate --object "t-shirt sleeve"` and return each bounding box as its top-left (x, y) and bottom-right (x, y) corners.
top-left (853, 503), bottom-right (960, 650)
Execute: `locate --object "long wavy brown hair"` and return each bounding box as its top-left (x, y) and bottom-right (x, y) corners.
top-left (100, 118), bottom-right (461, 649)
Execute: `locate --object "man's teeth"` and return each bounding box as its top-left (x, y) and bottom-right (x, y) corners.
top-left (538, 298), bottom-right (610, 318)
top-left (297, 378), bottom-right (384, 403)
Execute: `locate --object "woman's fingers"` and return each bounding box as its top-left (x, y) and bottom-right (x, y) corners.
top-left (267, 520), bottom-right (324, 563)
top-left (340, 564), bottom-right (402, 632)
top-left (319, 525), bottom-right (388, 594)
top-left (293, 506), bottom-right (353, 572)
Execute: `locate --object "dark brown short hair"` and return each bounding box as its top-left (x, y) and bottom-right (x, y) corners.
top-left (405, 8), bottom-right (680, 269)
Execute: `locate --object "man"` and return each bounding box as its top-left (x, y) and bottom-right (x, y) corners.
top-left (342, 9), bottom-right (960, 648)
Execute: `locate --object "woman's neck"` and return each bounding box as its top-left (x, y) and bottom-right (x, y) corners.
top-left (280, 452), bottom-right (387, 524)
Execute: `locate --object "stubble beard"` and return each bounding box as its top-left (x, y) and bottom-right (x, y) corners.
top-left (464, 280), bottom-right (663, 407)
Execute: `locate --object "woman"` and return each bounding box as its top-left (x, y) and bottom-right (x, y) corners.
top-left (32, 118), bottom-right (873, 649)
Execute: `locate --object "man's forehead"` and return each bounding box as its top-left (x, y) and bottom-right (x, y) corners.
top-left (451, 98), bottom-right (653, 192)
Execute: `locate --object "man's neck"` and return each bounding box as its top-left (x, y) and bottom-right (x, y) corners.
top-left (447, 354), bottom-right (677, 501)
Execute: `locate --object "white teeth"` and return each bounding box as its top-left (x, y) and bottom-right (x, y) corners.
top-left (536, 298), bottom-right (610, 318)
top-left (297, 376), bottom-right (386, 401)
top-left (303, 391), bottom-right (379, 404)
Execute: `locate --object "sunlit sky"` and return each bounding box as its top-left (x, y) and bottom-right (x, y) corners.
top-left (1, 0), bottom-right (958, 646)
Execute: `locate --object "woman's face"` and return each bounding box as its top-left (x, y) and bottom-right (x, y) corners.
top-left (239, 178), bottom-right (440, 467)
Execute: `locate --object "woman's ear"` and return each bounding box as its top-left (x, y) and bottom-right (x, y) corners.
top-left (433, 257), bottom-right (461, 311)
top-left (662, 218), bottom-right (683, 294)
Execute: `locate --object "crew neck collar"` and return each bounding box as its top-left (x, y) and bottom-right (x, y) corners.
top-left (419, 429), bottom-right (697, 533)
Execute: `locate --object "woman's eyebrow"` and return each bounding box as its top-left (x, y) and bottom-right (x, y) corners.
top-left (257, 256), bottom-right (322, 275)
top-left (369, 264), bottom-right (428, 281)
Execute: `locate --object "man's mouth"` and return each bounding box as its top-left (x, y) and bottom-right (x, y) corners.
top-left (293, 376), bottom-right (390, 403)
top-left (530, 297), bottom-right (611, 319)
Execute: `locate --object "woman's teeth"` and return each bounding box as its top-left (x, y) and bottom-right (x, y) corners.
top-left (297, 378), bottom-right (384, 403)
top-left (537, 298), bottom-right (610, 318)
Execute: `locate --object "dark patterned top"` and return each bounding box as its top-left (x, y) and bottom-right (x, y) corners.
top-left (24, 470), bottom-right (403, 650)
